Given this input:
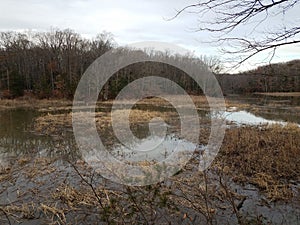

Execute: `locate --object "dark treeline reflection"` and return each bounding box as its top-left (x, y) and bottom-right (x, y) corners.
top-left (0, 109), bottom-right (78, 161)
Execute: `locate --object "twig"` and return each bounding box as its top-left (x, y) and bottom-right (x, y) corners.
top-left (0, 207), bottom-right (12, 225)
top-left (68, 161), bottom-right (104, 209)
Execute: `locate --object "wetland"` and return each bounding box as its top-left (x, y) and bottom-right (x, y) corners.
top-left (0, 94), bottom-right (300, 225)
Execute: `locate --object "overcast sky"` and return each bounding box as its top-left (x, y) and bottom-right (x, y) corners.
top-left (1, 0), bottom-right (300, 72)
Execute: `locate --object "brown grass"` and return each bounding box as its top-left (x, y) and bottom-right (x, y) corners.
top-left (103, 95), bottom-right (210, 107)
top-left (0, 98), bottom-right (72, 111)
top-left (34, 109), bottom-right (179, 135)
top-left (1, 96), bottom-right (300, 223)
top-left (218, 124), bottom-right (300, 200)
top-left (1, 203), bottom-right (36, 220)
top-left (255, 92), bottom-right (300, 97)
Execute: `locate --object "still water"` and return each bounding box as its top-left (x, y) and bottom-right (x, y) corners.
top-left (111, 134), bottom-right (197, 163)
top-left (1, 95), bottom-right (300, 165)
top-left (0, 109), bottom-right (77, 166)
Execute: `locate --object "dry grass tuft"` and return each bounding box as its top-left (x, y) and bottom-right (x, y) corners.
top-left (219, 125), bottom-right (300, 200)
top-left (2, 203), bottom-right (36, 220)
top-left (40, 203), bottom-right (66, 224)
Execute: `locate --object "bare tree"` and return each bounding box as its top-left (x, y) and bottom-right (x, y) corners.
top-left (172, 0), bottom-right (300, 68)
top-left (0, 29), bottom-right (115, 98)
top-left (199, 55), bottom-right (223, 74)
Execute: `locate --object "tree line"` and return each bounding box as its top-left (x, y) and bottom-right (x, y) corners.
top-left (0, 29), bottom-right (299, 99)
top-left (219, 60), bottom-right (300, 94)
top-left (0, 29), bottom-right (225, 99)
top-left (0, 29), bottom-right (117, 98)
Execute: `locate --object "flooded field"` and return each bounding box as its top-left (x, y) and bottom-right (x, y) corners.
top-left (0, 95), bottom-right (300, 224)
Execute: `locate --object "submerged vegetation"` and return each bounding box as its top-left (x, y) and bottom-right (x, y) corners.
top-left (0, 124), bottom-right (299, 224)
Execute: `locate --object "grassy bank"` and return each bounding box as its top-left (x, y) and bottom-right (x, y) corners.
top-left (0, 98), bottom-right (72, 111)
top-left (255, 92), bottom-right (300, 97)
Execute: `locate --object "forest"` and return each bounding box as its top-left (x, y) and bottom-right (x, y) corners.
top-left (220, 60), bottom-right (300, 94)
top-left (0, 29), bottom-right (299, 99)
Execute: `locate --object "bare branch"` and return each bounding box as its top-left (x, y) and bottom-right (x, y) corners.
top-left (172, 0), bottom-right (300, 68)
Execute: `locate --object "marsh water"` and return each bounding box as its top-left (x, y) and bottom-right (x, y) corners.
top-left (1, 95), bottom-right (300, 224)
top-left (227, 94), bottom-right (300, 124)
top-left (0, 109), bottom-right (77, 167)
top-left (1, 95), bottom-right (300, 165)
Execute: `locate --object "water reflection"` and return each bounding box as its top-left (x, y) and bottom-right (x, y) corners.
top-left (226, 95), bottom-right (300, 125)
top-left (0, 109), bottom-right (78, 165)
top-left (223, 110), bottom-right (285, 125)
top-left (1, 95), bottom-right (300, 166)
top-left (111, 134), bottom-right (196, 163)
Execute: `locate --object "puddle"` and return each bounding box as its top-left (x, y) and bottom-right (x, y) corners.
top-left (111, 134), bottom-right (198, 163)
top-left (226, 182), bottom-right (300, 224)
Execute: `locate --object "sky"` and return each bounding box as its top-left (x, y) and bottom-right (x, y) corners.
top-left (0, 0), bottom-right (300, 73)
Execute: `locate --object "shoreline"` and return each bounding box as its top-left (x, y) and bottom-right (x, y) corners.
top-left (254, 92), bottom-right (300, 97)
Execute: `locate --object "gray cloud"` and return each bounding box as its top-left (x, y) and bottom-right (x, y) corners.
top-left (0, 0), bottom-right (299, 71)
